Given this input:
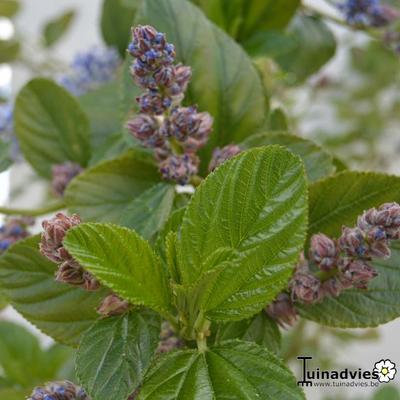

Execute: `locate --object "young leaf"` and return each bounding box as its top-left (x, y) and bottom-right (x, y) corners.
top-left (298, 242), bottom-right (400, 328)
top-left (64, 223), bottom-right (173, 317)
top-left (65, 150), bottom-right (161, 224)
top-left (178, 146), bottom-right (308, 320)
top-left (136, 0), bottom-right (268, 169)
top-left (118, 183), bottom-right (176, 241)
top-left (0, 236), bottom-right (105, 346)
top-left (77, 310), bottom-right (160, 400)
top-left (43, 10), bottom-right (75, 47)
top-left (14, 78), bottom-right (91, 178)
top-left (276, 15), bottom-right (336, 82)
top-left (101, 0), bottom-right (138, 56)
top-left (0, 38), bottom-right (20, 63)
top-left (138, 340), bottom-right (304, 399)
top-left (212, 313), bottom-right (281, 354)
top-left (241, 133), bottom-right (335, 182)
top-left (308, 171), bottom-right (400, 240)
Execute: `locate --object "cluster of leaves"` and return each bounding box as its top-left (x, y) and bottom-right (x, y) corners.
top-left (1, 0), bottom-right (400, 399)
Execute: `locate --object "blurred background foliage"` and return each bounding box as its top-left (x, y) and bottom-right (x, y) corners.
top-left (1, 0), bottom-right (400, 399)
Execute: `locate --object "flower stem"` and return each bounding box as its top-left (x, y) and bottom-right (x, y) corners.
top-left (0, 200), bottom-right (66, 217)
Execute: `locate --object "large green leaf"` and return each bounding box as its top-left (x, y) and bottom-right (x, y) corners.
top-left (0, 321), bottom-right (73, 387)
top-left (14, 78), bottom-right (91, 178)
top-left (192, 0), bottom-right (300, 41)
top-left (101, 0), bottom-right (138, 56)
top-left (212, 313), bottom-right (281, 354)
top-left (64, 223), bottom-right (172, 317)
top-left (78, 81), bottom-right (123, 149)
top-left (298, 242), bottom-right (400, 327)
top-left (308, 171), bottom-right (400, 240)
top-left (178, 146), bottom-right (308, 320)
top-left (0, 0), bottom-right (19, 17)
top-left (119, 183), bottom-right (176, 241)
top-left (77, 310), bottom-right (160, 400)
top-left (65, 150), bottom-right (161, 224)
top-left (43, 10), bottom-right (75, 47)
top-left (241, 133), bottom-right (335, 182)
top-left (138, 340), bottom-right (304, 399)
top-left (0, 138), bottom-right (12, 173)
top-left (136, 0), bottom-right (268, 170)
top-left (276, 15), bottom-right (336, 82)
top-left (0, 236), bottom-right (105, 346)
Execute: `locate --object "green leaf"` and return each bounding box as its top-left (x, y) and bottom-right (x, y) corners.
top-left (0, 0), bottom-right (19, 17)
top-left (78, 81), bottom-right (123, 149)
top-left (298, 241), bottom-right (400, 328)
top-left (65, 150), bottom-right (160, 223)
top-left (0, 321), bottom-right (73, 386)
top-left (64, 223), bottom-right (172, 317)
top-left (308, 171), bottom-right (400, 240)
top-left (14, 78), bottom-right (91, 178)
top-left (136, 0), bottom-right (268, 170)
top-left (119, 183), bottom-right (176, 241)
top-left (241, 133), bottom-right (335, 182)
top-left (178, 146), bottom-right (308, 320)
top-left (192, 0), bottom-right (300, 41)
top-left (0, 235), bottom-right (105, 347)
top-left (77, 310), bottom-right (160, 400)
top-left (276, 15), bottom-right (336, 83)
top-left (43, 10), bottom-right (75, 47)
top-left (0, 138), bottom-right (12, 173)
top-left (0, 38), bottom-right (20, 63)
top-left (101, 0), bottom-right (138, 56)
top-left (0, 388), bottom-right (28, 400)
top-left (138, 340), bottom-right (304, 399)
top-left (213, 313), bottom-right (281, 353)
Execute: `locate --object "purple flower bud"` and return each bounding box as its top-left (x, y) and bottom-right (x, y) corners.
top-left (52, 162), bottom-right (83, 197)
top-left (377, 202), bottom-right (400, 239)
top-left (162, 107), bottom-right (213, 144)
top-left (136, 90), bottom-right (172, 115)
top-left (309, 233), bottom-right (338, 271)
top-left (40, 213), bottom-right (81, 263)
top-left (321, 277), bottom-right (344, 297)
top-left (28, 381), bottom-right (89, 400)
top-left (126, 114), bottom-right (162, 147)
top-left (0, 217), bottom-right (33, 253)
top-left (290, 271), bottom-right (322, 304)
top-left (55, 260), bottom-right (86, 287)
top-left (97, 293), bottom-right (130, 317)
top-left (159, 153), bottom-right (199, 185)
top-left (166, 64), bottom-right (192, 96)
top-left (339, 259), bottom-right (378, 290)
top-left (339, 226), bottom-right (369, 258)
top-left (266, 293), bottom-right (298, 328)
top-left (157, 321), bottom-right (184, 354)
top-left (208, 144), bottom-right (242, 172)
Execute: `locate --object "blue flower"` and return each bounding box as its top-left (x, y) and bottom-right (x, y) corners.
top-left (338, 0), bottom-right (386, 26)
top-left (58, 46), bottom-right (120, 96)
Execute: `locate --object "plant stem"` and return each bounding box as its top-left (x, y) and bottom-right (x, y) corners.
top-left (0, 200), bottom-right (66, 217)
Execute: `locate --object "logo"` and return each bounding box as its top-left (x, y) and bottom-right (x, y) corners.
top-left (297, 356), bottom-right (396, 389)
top-left (373, 359), bottom-right (396, 383)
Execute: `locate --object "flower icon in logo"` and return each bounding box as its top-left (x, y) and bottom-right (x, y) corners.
top-left (374, 359), bottom-right (396, 383)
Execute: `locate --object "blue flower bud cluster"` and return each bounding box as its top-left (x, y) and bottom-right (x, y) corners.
top-left (28, 380), bottom-right (89, 400)
top-left (269, 203), bottom-right (400, 327)
top-left (338, 0), bottom-right (393, 27)
top-left (0, 217), bottom-right (33, 253)
top-left (58, 46), bottom-right (120, 96)
top-left (126, 25), bottom-right (213, 184)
